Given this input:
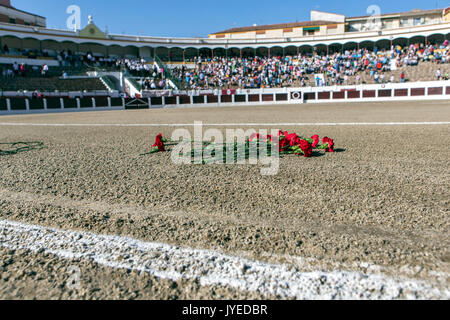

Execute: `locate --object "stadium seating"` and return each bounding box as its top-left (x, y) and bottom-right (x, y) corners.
top-left (0, 76), bottom-right (108, 92)
top-left (167, 43), bottom-right (449, 89)
top-left (296, 61), bottom-right (450, 86)
top-left (0, 43), bottom-right (448, 97)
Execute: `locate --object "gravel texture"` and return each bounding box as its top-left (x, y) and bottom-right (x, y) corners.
top-left (1, 219), bottom-right (447, 300)
top-left (0, 100), bottom-right (449, 299)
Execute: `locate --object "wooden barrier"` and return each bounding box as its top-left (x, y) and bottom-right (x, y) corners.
top-left (9, 97), bottom-right (27, 110)
top-left (0, 98), bottom-right (7, 111)
top-left (1, 81), bottom-right (449, 113)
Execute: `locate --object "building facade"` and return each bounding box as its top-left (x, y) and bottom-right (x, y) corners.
top-left (0, 0), bottom-right (46, 28)
top-left (209, 8), bottom-right (449, 40)
top-left (0, 5), bottom-right (448, 62)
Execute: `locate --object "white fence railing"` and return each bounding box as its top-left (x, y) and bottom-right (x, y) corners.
top-left (1, 80), bottom-right (449, 114)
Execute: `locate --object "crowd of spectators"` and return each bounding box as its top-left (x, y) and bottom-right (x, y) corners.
top-left (397, 40), bottom-right (449, 66)
top-left (1, 61), bottom-right (49, 78)
top-left (1, 40), bottom-right (449, 89)
top-left (171, 40), bottom-right (449, 89)
top-left (141, 78), bottom-right (169, 90)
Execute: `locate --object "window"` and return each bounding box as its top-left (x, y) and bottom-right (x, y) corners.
top-left (413, 18), bottom-right (423, 26)
top-left (347, 23), bottom-right (360, 32)
top-left (303, 26), bottom-right (319, 36)
top-left (400, 18), bottom-right (410, 26)
top-left (383, 20), bottom-right (393, 29)
top-left (9, 18), bottom-right (16, 24)
top-left (327, 25), bottom-right (338, 34)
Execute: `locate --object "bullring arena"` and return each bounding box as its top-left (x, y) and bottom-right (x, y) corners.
top-left (0, 1), bottom-right (449, 300)
top-left (1, 101), bottom-right (449, 299)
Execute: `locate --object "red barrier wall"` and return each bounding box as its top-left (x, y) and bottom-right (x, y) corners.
top-left (411, 88), bottom-right (425, 96)
top-left (318, 92), bottom-right (330, 100)
top-left (428, 87), bottom-right (443, 95)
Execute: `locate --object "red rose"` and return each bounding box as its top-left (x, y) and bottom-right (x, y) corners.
top-left (299, 139), bottom-right (312, 157)
top-left (322, 137), bottom-right (335, 152)
top-left (279, 137), bottom-right (288, 152)
top-left (153, 133), bottom-right (166, 152)
top-left (286, 133), bottom-right (300, 146)
top-left (278, 130), bottom-right (288, 137)
top-left (311, 135), bottom-right (320, 148)
top-left (286, 133), bottom-right (296, 140)
top-left (291, 136), bottom-right (301, 147)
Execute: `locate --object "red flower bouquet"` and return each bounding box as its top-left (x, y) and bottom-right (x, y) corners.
top-left (145, 131), bottom-right (337, 160)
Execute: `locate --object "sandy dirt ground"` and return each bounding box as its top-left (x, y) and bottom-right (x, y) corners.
top-left (0, 100), bottom-right (449, 300)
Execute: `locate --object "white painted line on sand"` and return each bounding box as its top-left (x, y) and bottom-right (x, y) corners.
top-left (0, 122), bottom-right (449, 127)
top-left (0, 219), bottom-right (448, 300)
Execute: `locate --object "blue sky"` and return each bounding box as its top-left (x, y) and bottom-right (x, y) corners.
top-left (14, 0), bottom-right (447, 37)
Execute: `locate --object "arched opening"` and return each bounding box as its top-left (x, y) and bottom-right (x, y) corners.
top-left (328, 43), bottom-right (342, 54)
top-left (124, 46), bottom-right (139, 59)
top-left (138, 46), bottom-right (153, 60)
top-left (299, 45), bottom-right (313, 56)
top-left (428, 34), bottom-right (445, 45)
top-left (184, 47), bottom-right (198, 62)
top-left (108, 45), bottom-right (125, 58)
top-left (375, 39), bottom-right (391, 51)
top-left (72, 42), bottom-right (110, 68)
top-left (199, 47), bottom-right (213, 60)
top-left (55, 41), bottom-right (81, 67)
top-left (21, 37), bottom-right (40, 51)
top-left (155, 46), bottom-right (169, 61)
top-left (343, 42), bottom-right (358, 52)
top-left (1, 35), bottom-right (25, 55)
top-left (284, 45), bottom-right (298, 57)
top-left (241, 47), bottom-right (256, 59)
top-left (60, 41), bottom-right (78, 54)
top-left (313, 44), bottom-right (327, 55)
top-left (11, 37), bottom-right (41, 60)
top-left (213, 47), bottom-right (226, 58)
top-left (269, 46), bottom-right (283, 57)
top-left (359, 40), bottom-right (375, 51)
top-left (228, 47), bottom-right (241, 59)
top-left (79, 43), bottom-right (108, 56)
top-left (409, 36), bottom-right (425, 46)
top-left (256, 47), bottom-right (268, 58)
top-left (392, 38), bottom-right (408, 48)
top-left (169, 47), bottom-right (183, 62)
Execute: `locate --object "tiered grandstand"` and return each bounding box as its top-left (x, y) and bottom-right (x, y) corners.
top-left (0, 74), bottom-right (109, 92)
top-left (0, 2), bottom-right (449, 110)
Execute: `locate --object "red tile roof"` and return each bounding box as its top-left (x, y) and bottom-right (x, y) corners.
top-left (211, 8), bottom-right (444, 35)
top-left (212, 20), bottom-right (340, 35)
